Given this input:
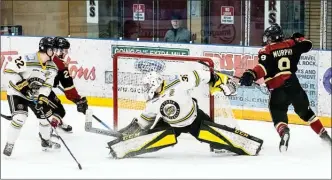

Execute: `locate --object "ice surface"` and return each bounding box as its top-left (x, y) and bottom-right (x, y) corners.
top-left (1, 101), bottom-right (331, 179)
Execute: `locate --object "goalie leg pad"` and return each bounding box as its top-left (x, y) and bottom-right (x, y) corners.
top-left (107, 127), bottom-right (177, 159)
top-left (197, 120), bottom-right (263, 156)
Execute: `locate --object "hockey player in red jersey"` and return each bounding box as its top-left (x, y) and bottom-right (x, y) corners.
top-left (239, 24), bottom-right (331, 152)
top-left (51, 37), bottom-right (88, 132)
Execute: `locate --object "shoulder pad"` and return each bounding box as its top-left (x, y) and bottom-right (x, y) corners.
top-left (258, 47), bottom-right (269, 55)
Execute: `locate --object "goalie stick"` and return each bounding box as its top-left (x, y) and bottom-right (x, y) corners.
top-left (56, 86), bottom-right (112, 130)
top-left (84, 109), bottom-right (122, 138)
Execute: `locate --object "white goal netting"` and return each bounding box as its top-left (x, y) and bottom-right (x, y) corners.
top-left (112, 52), bottom-right (237, 130)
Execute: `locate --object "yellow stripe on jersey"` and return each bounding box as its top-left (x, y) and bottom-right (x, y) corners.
top-left (164, 79), bottom-right (181, 91)
top-left (9, 81), bottom-right (24, 92)
top-left (4, 69), bottom-right (17, 74)
top-left (193, 70), bottom-right (200, 87)
top-left (42, 83), bottom-right (53, 88)
top-left (11, 121), bottom-right (22, 128)
top-left (167, 100), bottom-right (196, 125)
top-left (264, 71), bottom-right (292, 82)
top-left (140, 114), bottom-right (155, 121)
top-left (26, 62), bottom-right (57, 71)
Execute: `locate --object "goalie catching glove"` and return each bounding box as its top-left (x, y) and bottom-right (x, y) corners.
top-left (209, 72), bottom-right (237, 96)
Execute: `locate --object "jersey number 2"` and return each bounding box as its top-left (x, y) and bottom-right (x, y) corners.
top-left (278, 57), bottom-right (290, 71)
top-left (64, 70), bottom-right (70, 78)
top-left (14, 56), bottom-right (25, 69)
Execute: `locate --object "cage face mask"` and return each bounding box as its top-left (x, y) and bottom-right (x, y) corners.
top-left (142, 71), bottom-right (163, 100)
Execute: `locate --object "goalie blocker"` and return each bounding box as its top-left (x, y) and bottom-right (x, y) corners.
top-left (107, 106), bottom-right (263, 159)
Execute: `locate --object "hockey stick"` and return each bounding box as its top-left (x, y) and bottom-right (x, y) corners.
top-left (198, 60), bottom-right (262, 86)
top-left (32, 99), bottom-right (82, 170)
top-left (1, 114), bottom-right (12, 121)
top-left (56, 86), bottom-right (112, 130)
top-left (84, 109), bottom-right (122, 138)
top-left (198, 60), bottom-right (269, 95)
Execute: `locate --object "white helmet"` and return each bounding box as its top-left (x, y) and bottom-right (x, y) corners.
top-left (142, 71), bottom-right (163, 100)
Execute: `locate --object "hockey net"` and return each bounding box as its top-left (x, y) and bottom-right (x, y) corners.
top-left (112, 52), bottom-right (236, 130)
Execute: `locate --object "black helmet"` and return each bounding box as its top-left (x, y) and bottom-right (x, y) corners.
top-left (54, 36), bottom-right (70, 49)
top-left (39, 37), bottom-right (55, 52)
top-left (262, 23), bottom-right (284, 45)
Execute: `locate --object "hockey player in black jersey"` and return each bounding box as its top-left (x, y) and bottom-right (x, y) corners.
top-left (239, 24), bottom-right (331, 152)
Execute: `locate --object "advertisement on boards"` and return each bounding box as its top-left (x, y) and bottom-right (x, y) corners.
top-left (318, 50), bottom-right (332, 117)
top-left (111, 45), bottom-right (190, 56)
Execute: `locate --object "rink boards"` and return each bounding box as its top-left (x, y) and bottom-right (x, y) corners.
top-left (1, 36), bottom-right (331, 127)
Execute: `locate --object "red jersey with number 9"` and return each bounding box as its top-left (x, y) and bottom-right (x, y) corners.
top-left (252, 38), bottom-right (313, 90)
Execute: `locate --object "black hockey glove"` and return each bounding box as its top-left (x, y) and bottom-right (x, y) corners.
top-left (74, 97), bottom-right (88, 114)
top-left (15, 79), bottom-right (32, 97)
top-left (240, 70), bottom-right (256, 86)
top-left (35, 94), bottom-right (53, 118)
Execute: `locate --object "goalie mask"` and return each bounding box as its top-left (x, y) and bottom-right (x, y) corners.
top-left (142, 71), bottom-right (163, 100)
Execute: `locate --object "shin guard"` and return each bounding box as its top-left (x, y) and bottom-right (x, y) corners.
top-left (197, 120), bottom-right (263, 155)
top-left (107, 128), bottom-right (177, 159)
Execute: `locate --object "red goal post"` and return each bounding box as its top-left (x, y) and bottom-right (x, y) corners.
top-left (112, 52), bottom-right (235, 130)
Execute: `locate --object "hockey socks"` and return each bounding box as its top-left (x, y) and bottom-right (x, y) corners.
top-left (308, 117), bottom-right (326, 135)
top-left (276, 122), bottom-right (288, 137)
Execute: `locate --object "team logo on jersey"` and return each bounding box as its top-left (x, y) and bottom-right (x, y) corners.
top-left (134, 59), bottom-right (165, 73)
top-left (160, 100), bottom-right (180, 119)
top-left (44, 70), bottom-right (52, 77)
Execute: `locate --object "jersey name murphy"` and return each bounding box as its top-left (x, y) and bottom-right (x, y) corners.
top-left (272, 49), bottom-right (293, 58)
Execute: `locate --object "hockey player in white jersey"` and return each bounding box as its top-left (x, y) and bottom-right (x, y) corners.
top-left (3, 37), bottom-right (61, 156)
top-left (107, 70), bottom-right (264, 159)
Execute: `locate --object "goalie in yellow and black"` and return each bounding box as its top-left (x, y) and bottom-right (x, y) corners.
top-left (107, 69), bottom-right (264, 159)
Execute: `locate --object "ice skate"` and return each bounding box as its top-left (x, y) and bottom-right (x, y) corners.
top-left (320, 131), bottom-right (332, 146)
top-left (279, 127), bottom-right (290, 152)
top-left (40, 135), bottom-right (61, 151)
top-left (3, 143), bottom-right (14, 156)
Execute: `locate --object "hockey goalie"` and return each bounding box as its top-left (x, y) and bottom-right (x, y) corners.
top-left (107, 69), bottom-right (264, 159)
